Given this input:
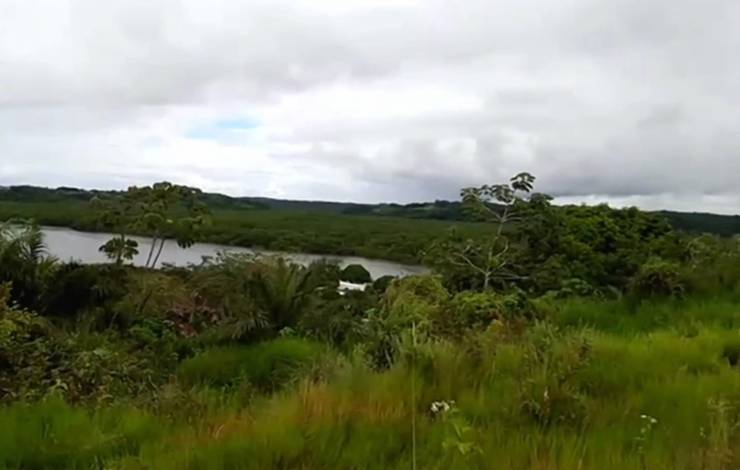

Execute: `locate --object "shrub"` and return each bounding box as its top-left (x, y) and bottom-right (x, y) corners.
top-left (192, 255), bottom-right (319, 339)
top-left (42, 263), bottom-right (128, 319)
top-left (436, 290), bottom-right (536, 337)
top-left (518, 324), bottom-right (591, 427)
top-left (178, 338), bottom-right (323, 390)
top-left (628, 257), bottom-right (685, 299)
top-left (341, 264), bottom-right (372, 284)
top-left (372, 275), bottom-right (395, 293)
top-left (721, 338), bottom-right (740, 367)
top-left (359, 276), bottom-right (450, 370)
top-left (0, 303), bottom-right (54, 401)
top-left (307, 260), bottom-right (341, 289)
top-left (0, 222), bottom-right (58, 311)
top-left (298, 290), bottom-right (373, 348)
top-left (385, 275), bottom-right (449, 307)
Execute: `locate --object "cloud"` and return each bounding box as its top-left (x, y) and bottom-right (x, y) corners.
top-left (0, 0), bottom-right (739, 214)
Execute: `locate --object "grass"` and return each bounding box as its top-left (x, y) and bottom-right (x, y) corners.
top-left (4, 297), bottom-right (740, 468)
top-left (0, 398), bottom-right (162, 469)
top-left (551, 295), bottom-right (740, 333)
top-left (177, 338), bottom-right (325, 390)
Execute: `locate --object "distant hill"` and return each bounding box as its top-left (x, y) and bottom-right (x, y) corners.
top-left (658, 211), bottom-right (740, 237)
top-left (1, 185), bottom-right (738, 236)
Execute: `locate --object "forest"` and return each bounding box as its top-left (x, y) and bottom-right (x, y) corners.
top-left (2, 185), bottom-right (740, 264)
top-left (1, 174), bottom-right (740, 468)
top-left (0, 197), bottom-right (489, 265)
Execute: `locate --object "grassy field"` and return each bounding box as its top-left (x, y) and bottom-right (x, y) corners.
top-left (4, 295), bottom-right (740, 469)
top-left (0, 201), bottom-right (489, 263)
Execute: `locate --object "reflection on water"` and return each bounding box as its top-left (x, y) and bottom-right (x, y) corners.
top-left (41, 226), bottom-right (427, 279)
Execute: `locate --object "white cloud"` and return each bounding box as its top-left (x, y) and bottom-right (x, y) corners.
top-left (0, 0), bottom-right (739, 214)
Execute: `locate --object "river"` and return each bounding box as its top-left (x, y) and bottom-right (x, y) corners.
top-left (41, 226), bottom-right (427, 279)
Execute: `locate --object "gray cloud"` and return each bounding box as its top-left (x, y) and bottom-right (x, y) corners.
top-left (0, 0), bottom-right (739, 214)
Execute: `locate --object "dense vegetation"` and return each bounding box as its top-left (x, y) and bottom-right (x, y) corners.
top-left (0, 199), bottom-right (489, 264)
top-left (1, 175), bottom-right (740, 468)
top-left (1, 185), bottom-right (738, 267)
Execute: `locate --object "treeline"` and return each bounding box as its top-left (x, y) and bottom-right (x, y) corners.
top-left (2, 185), bottom-right (739, 236)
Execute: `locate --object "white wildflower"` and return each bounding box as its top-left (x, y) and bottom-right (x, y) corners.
top-left (430, 400), bottom-right (453, 415)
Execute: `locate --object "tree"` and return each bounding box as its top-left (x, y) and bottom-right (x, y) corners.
top-left (340, 264), bottom-right (372, 284)
top-left (98, 237), bottom-right (140, 265)
top-left (250, 257), bottom-right (320, 332)
top-left (93, 182), bottom-right (211, 268)
top-left (428, 173), bottom-right (541, 291)
top-left (132, 182), bottom-right (210, 269)
top-left (461, 172), bottom-right (537, 237)
top-left (0, 221), bottom-right (58, 310)
top-left (190, 253), bottom-right (320, 340)
top-left (92, 191), bottom-right (140, 265)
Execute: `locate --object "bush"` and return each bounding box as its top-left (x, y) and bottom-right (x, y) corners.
top-left (0, 313), bottom-right (170, 402)
top-left (372, 275), bottom-right (395, 293)
top-left (178, 338), bottom-right (323, 390)
top-left (628, 257), bottom-right (686, 299)
top-left (385, 275), bottom-right (449, 307)
top-left (307, 260), bottom-right (341, 289)
top-left (341, 264), bottom-right (372, 284)
top-left (192, 255), bottom-right (319, 338)
top-left (436, 290), bottom-right (536, 337)
top-left (298, 290), bottom-right (374, 348)
top-left (518, 324), bottom-right (590, 427)
top-left (42, 263), bottom-right (128, 319)
top-left (721, 338), bottom-right (740, 367)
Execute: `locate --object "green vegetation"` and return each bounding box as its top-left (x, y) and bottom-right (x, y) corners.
top-left (1, 174), bottom-right (740, 468)
top-left (340, 263), bottom-right (372, 283)
top-left (92, 182), bottom-right (210, 267)
top-left (1, 184), bottom-right (738, 267)
top-left (0, 199), bottom-right (489, 264)
top-left (177, 339), bottom-right (324, 390)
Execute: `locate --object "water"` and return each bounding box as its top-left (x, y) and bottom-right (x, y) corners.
top-left (41, 226), bottom-right (427, 279)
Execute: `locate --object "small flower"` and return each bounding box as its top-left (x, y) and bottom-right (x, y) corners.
top-left (431, 400), bottom-right (453, 415)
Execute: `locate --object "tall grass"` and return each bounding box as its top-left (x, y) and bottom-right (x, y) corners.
top-left (124, 326), bottom-right (740, 468)
top-left (5, 300), bottom-right (740, 468)
top-left (177, 338), bottom-right (324, 390)
top-left (551, 295), bottom-right (740, 334)
top-left (0, 397), bottom-right (161, 469)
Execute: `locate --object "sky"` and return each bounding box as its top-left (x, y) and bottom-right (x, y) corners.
top-left (1, 0), bottom-right (739, 214)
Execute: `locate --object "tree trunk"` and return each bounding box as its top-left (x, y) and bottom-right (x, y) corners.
top-left (116, 233), bottom-right (125, 265)
top-left (151, 238), bottom-right (167, 268)
top-left (483, 245), bottom-right (493, 290)
top-left (145, 232), bottom-right (159, 268)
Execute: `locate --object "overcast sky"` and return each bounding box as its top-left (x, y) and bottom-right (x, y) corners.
top-left (1, 0), bottom-right (738, 213)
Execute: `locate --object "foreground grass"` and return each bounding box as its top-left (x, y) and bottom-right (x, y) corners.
top-left (4, 297), bottom-right (740, 469)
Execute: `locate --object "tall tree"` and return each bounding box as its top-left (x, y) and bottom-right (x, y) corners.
top-left (427, 173), bottom-right (544, 291)
top-left (92, 194), bottom-right (140, 265)
top-left (93, 182), bottom-right (211, 268)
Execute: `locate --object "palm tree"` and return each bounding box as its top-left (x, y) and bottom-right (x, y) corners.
top-left (250, 257), bottom-right (319, 331)
top-left (190, 253), bottom-right (319, 340)
top-left (0, 221), bottom-right (57, 309)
